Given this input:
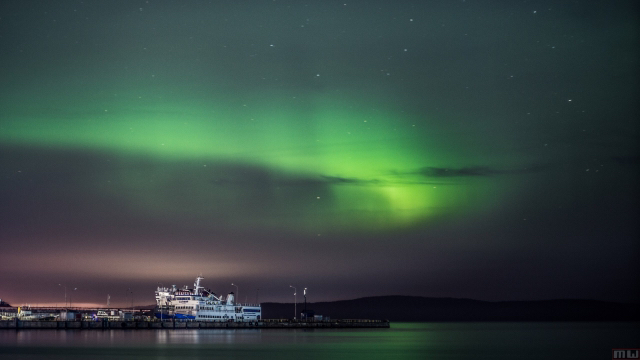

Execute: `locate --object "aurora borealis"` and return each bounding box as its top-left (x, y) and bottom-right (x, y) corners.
top-left (1, 0), bottom-right (638, 307)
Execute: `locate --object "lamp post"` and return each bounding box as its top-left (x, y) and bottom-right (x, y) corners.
top-left (304, 288), bottom-right (307, 319)
top-left (128, 288), bottom-right (134, 318)
top-left (231, 283), bottom-right (238, 305)
top-left (70, 288), bottom-right (77, 308)
top-left (58, 284), bottom-right (67, 309)
top-left (290, 285), bottom-right (297, 320)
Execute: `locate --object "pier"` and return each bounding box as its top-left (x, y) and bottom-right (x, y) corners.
top-left (0, 319), bottom-right (389, 330)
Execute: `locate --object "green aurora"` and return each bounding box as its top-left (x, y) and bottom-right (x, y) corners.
top-left (1, 86), bottom-right (504, 234)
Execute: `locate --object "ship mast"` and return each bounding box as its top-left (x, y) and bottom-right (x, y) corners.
top-left (194, 274), bottom-right (204, 295)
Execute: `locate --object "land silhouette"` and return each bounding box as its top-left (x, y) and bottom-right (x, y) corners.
top-left (261, 296), bottom-right (639, 321)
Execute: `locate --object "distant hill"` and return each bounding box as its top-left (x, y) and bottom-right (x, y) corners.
top-left (261, 296), bottom-right (640, 322)
top-left (0, 299), bottom-right (11, 308)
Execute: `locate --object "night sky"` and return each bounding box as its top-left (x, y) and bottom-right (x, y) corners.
top-left (1, 0), bottom-right (638, 307)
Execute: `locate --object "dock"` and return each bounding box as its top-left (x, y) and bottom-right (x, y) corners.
top-left (0, 319), bottom-right (389, 330)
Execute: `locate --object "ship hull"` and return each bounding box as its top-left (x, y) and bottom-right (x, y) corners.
top-left (154, 313), bottom-right (174, 320)
top-left (174, 313), bottom-right (196, 320)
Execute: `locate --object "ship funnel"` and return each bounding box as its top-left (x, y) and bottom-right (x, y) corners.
top-left (227, 293), bottom-right (235, 305)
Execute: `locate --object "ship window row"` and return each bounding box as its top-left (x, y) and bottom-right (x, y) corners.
top-left (176, 306), bottom-right (194, 309)
top-left (199, 315), bottom-right (225, 319)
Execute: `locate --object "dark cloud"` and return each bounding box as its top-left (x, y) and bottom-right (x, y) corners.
top-left (0, 145), bottom-right (327, 226)
top-left (320, 175), bottom-right (365, 184)
top-left (209, 171), bottom-right (383, 187)
top-left (0, 144), bottom-right (397, 249)
top-left (416, 164), bottom-right (551, 178)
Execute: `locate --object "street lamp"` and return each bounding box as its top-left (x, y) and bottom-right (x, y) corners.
top-left (290, 285), bottom-right (297, 320)
top-left (58, 284), bottom-right (67, 309)
top-left (231, 283), bottom-right (238, 305)
top-left (70, 288), bottom-right (77, 308)
top-left (128, 288), bottom-right (134, 318)
top-left (303, 288), bottom-right (307, 319)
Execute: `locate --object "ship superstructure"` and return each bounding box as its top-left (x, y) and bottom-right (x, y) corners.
top-left (155, 275), bottom-right (261, 321)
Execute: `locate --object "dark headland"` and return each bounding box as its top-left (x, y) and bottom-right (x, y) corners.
top-left (262, 296), bottom-right (639, 322)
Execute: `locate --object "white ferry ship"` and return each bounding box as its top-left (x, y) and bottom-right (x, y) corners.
top-left (155, 275), bottom-right (261, 322)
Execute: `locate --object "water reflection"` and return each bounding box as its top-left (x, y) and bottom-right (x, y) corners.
top-left (1, 323), bottom-right (639, 360)
top-left (8, 329), bottom-right (268, 346)
top-left (155, 329), bottom-right (264, 345)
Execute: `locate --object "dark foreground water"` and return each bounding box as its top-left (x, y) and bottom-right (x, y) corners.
top-left (1, 322), bottom-right (638, 360)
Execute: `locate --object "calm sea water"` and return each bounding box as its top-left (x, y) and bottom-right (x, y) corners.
top-left (0, 322), bottom-right (638, 360)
